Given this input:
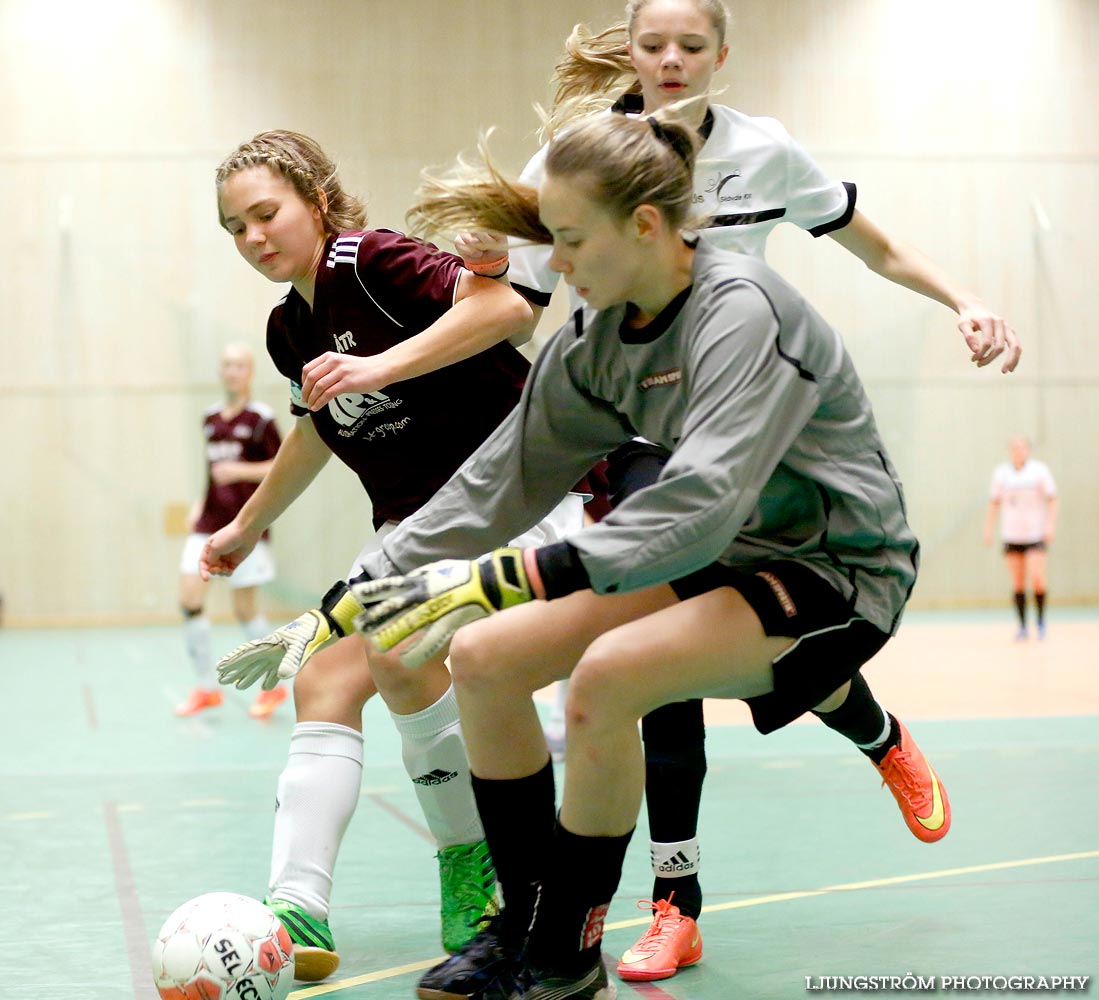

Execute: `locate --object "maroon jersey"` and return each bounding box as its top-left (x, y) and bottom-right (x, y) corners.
top-left (194, 401), bottom-right (282, 534)
top-left (266, 230), bottom-right (530, 525)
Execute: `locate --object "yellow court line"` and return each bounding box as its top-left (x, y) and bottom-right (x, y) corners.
top-left (290, 958), bottom-right (443, 998)
top-left (288, 849), bottom-right (1099, 998)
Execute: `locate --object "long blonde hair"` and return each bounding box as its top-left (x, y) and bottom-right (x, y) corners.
top-left (406, 108), bottom-right (701, 247)
top-left (547, 0), bottom-right (731, 134)
top-left (215, 130), bottom-right (367, 235)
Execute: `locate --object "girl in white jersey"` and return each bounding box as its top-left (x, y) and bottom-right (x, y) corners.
top-left (349, 104), bottom-right (947, 1000)
top-left (450, 0), bottom-right (1015, 981)
top-left (511, 0), bottom-right (1020, 367)
top-left (983, 435), bottom-right (1058, 638)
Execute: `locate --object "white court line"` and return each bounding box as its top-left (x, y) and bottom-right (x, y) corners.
top-left (287, 849), bottom-right (1099, 998)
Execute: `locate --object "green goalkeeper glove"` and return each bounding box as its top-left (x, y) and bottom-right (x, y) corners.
top-left (216, 581), bottom-right (364, 690)
top-left (352, 548), bottom-right (535, 668)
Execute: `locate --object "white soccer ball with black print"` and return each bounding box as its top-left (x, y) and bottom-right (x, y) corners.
top-left (151, 892), bottom-right (294, 999)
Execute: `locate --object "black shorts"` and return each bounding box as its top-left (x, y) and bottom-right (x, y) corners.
top-left (604, 440), bottom-right (671, 510)
top-left (669, 560), bottom-right (891, 735)
top-left (1004, 541), bottom-right (1046, 555)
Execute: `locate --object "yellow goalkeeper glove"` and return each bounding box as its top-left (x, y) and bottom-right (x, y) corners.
top-left (352, 548), bottom-right (534, 667)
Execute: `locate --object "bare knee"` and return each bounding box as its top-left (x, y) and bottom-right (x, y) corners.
top-left (364, 643), bottom-right (453, 714)
top-left (449, 617), bottom-right (537, 700)
top-left (293, 636), bottom-right (377, 726)
top-left (449, 620), bottom-right (494, 690)
top-left (179, 573), bottom-right (205, 613)
top-left (567, 638), bottom-right (640, 732)
top-left (231, 587), bottom-right (258, 623)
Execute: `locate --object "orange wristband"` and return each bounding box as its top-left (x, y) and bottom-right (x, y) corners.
top-left (523, 548), bottom-right (547, 600)
top-left (466, 255), bottom-right (509, 277)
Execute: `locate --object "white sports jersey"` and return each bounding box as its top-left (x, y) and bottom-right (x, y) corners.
top-left (509, 99), bottom-right (854, 307)
top-left (990, 459), bottom-right (1057, 544)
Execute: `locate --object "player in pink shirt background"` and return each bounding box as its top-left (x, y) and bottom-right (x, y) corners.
top-left (176, 343), bottom-right (283, 719)
top-left (984, 435), bottom-right (1058, 639)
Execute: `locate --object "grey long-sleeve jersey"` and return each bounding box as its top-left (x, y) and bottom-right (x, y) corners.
top-left (362, 239), bottom-right (919, 635)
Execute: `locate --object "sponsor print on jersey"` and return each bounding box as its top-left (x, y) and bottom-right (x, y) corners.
top-left (328, 390), bottom-right (393, 427)
top-left (639, 369), bottom-right (682, 391)
top-left (707, 169), bottom-right (742, 200)
top-left (207, 440), bottom-right (243, 463)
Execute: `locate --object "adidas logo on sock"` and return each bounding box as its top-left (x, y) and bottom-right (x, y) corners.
top-left (412, 768), bottom-right (459, 786)
top-left (655, 850), bottom-right (697, 875)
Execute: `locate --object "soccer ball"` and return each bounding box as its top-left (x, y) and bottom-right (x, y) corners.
top-left (151, 892), bottom-right (295, 1000)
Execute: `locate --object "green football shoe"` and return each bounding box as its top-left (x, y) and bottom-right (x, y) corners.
top-left (265, 896), bottom-right (340, 982)
top-left (437, 839), bottom-right (501, 954)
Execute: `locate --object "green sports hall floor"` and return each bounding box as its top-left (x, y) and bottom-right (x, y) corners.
top-left (1, 609), bottom-right (1096, 999)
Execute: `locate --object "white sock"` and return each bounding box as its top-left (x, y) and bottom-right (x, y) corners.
top-left (391, 685), bottom-right (483, 849)
top-left (650, 838), bottom-right (701, 879)
top-left (268, 722), bottom-right (363, 921)
top-left (183, 613), bottom-right (214, 686)
top-left (243, 614), bottom-right (270, 642)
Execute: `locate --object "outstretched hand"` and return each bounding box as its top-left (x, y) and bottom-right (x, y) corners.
top-left (216, 581), bottom-right (365, 690)
top-left (200, 523), bottom-right (257, 581)
top-left (958, 304), bottom-right (1021, 373)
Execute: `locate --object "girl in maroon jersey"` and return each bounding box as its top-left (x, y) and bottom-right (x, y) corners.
top-left (201, 130), bottom-right (583, 981)
top-left (175, 342), bottom-right (284, 720)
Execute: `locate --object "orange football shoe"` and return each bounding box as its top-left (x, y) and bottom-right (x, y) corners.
top-left (874, 719), bottom-right (951, 843)
top-left (616, 896), bottom-right (702, 982)
top-left (249, 685), bottom-right (289, 719)
top-left (174, 687), bottom-right (223, 717)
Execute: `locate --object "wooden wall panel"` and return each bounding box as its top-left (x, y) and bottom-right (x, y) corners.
top-left (1, 0), bottom-right (1096, 623)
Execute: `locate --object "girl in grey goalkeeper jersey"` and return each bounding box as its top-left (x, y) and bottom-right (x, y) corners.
top-left (350, 107), bottom-right (949, 1000)
top-left (446, 0), bottom-right (999, 983)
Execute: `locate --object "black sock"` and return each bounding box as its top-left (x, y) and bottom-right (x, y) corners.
top-left (1014, 592), bottom-right (1027, 627)
top-left (1035, 591), bottom-right (1047, 625)
top-left (642, 700), bottom-right (706, 918)
top-left (470, 761), bottom-right (556, 943)
top-left (813, 672), bottom-right (898, 764)
top-left (526, 820), bottom-right (633, 976)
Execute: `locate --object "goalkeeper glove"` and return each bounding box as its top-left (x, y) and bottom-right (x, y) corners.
top-left (216, 580), bottom-right (364, 690)
top-left (352, 548), bottom-right (535, 668)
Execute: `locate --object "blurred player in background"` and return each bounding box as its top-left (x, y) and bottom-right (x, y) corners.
top-left (176, 343), bottom-right (283, 718)
top-left (984, 435), bottom-right (1058, 639)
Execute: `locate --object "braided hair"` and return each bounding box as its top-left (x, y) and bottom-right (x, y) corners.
top-left (215, 130), bottom-right (367, 235)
